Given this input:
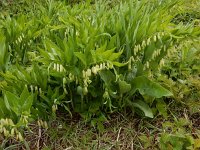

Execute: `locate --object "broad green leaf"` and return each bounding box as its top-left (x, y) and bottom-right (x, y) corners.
top-left (109, 50), bottom-right (123, 61)
top-left (99, 70), bottom-right (115, 86)
top-left (128, 99), bottom-right (154, 118)
top-left (63, 39), bottom-right (73, 63)
top-left (20, 87), bottom-right (33, 113)
top-left (20, 86), bottom-right (30, 103)
top-left (4, 87), bottom-right (33, 116)
top-left (21, 95), bottom-right (33, 114)
top-left (4, 91), bottom-right (20, 115)
top-left (0, 98), bottom-right (10, 118)
top-left (118, 80), bottom-right (131, 94)
top-left (100, 48), bottom-right (116, 59)
top-left (130, 76), bottom-right (173, 98)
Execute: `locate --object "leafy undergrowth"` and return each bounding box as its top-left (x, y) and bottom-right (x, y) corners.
top-left (0, 0), bottom-right (200, 149)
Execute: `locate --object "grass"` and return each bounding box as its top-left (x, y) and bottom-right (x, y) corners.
top-left (1, 107), bottom-right (200, 149)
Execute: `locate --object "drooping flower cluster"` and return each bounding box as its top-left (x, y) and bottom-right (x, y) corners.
top-left (37, 119), bottom-right (48, 128)
top-left (28, 84), bottom-right (42, 94)
top-left (133, 32), bottom-right (166, 57)
top-left (132, 32), bottom-right (169, 71)
top-left (0, 118), bottom-right (23, 141)
top-left (53, 63), bottom-right (66, 72)
top-left (15, 33), bottom-right (25, 45)
top-left (81, 62), bottom-right (114, 95)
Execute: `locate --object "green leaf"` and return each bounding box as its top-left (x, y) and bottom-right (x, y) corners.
top-left (108, 50), bottom-right (123, 61)
top-left (0, 98), bottom-right (10, 118)
top-left (0, 35), bottom-right (9, 71)
top-left (99, 70), bottom-right (116, 86)
top-left (130, 76), bottom-right (173, 98)
top-left (44, 39), bottom-right (61, 56)
top-left (156, 99), bottom-right (168, 118)
top-left (63, 39), bottom-right (73, 64)
top-left (74, 52), bottom-right (87, 66)
top-left (112, 61), bottom-right (128, 67)
top-left (118, 80), bottom-right (131, 94)
top-left (133, 100), bottom-right (153, 118)
top-left (4, 87), bottom-right (33, 116)
top-left (95, 43), bottom-right (107, 54)
top-left (4, 91), bottom-right (21, 115)
top-left (20, 89), bottom-right (33, 114)
top-left (128, 99), bottom-right (154, 118)
top-left (100, 48), bottom-right (116, 59)
top-left (20, 86), bottom-right (30, 104)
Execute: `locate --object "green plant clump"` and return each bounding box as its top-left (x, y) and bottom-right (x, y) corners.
top-left (0, 0), bottom-right (199, 145)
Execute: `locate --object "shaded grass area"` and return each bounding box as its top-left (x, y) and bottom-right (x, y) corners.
top-left (1, 106), bottom-right (200, 150)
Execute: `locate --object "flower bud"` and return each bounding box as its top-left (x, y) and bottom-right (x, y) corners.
top-left (146, 61), bottom-right (149, 69)
top-left (96, 65), bottom-right (100, 71)
top-left (3, 127), bottom-right (9, 137)
top-left (83, 87), bottom-right (88, 95)
top-left (52, 105), bottom-right (57, 113)
top-left (142, 40), bottom-right (146, 48)
top-left (30, 85), bottom-right (33, 92)
top-left (39, 88), bottom-right (42, 94)
top-left (63, 77), bottom-right (67, 84)
top-left (60, 65), bottom-right (64, 72)
top-left (157, 33), bottom-right (161, 40)
top-left (160, 58), bottom-right (165, 67)
top-left (37, 120), bottom-right (41, 126)
top-left (153, 35), bottom-right (157, 42)
top-left (11, 128), bottom-right (15, 136)
top-left (18, 132), bottom-right (23, 141)
top-left (5, 118), bottom-right (9, 125)
top-left (22, 33), bottom-right (25, 38)
top-left (82, 70), bottom-right (86, 78)
top-left (83, 79), bottom-right (88, 87)
top-left (8, 119), bottom-right (14, 125)
top-left (86, 69), bottom-right (92, 77)
top-left (53, 63), bottom-right (56, 70)
top-left (102, 63), bottom-right (106, 69)
top-left (92, 67), bottom-right (97, 75)
top-left (64, 88), bottom-right (68, 94)
top-left (35, 86), bottom-right (38, 92)
top-left (44, 121), bottom-right (48, 129)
